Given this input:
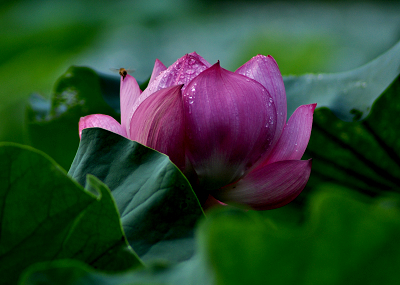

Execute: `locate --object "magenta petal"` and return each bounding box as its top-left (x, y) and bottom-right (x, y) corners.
top-left (79, 114), bottom-right (127, 139)
top-left (183, 62), bottom-right (277, 190)
top-left (203, 195), bottom-right (227, 211)
top-left (214, 159), bottom-right (312, 210)
top-left (236, 55), bottom-right (287, 148)
top-left (120, 74), bottom-right (142, 137)
top-left (129, 85), bottom-right (186, 171)
top-left (149, 59), bottom-right (167, 85)
top-left (141, 52), bottom-right (211, 100)
top-left (267, 104), bottom-right (317, 164)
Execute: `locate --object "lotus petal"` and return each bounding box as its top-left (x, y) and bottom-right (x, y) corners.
top-left (120, 74), bottom-right (142, 138)
top-left (214, 159), bottom-right (312, 210)
top-left (183, 62), bottom-right (277, 190)
top-left (79, 114), bottom-right (127, 138)
top-left (149, 59), bottom-right (167, 85)
top-left (236, 55), bottom-right (287, 152)
top-left (267, 104), bottom-right (316, 164)
top-left (141, 52), bottom-right (211, 102)
top-left (129, 85), bottom-right (186, 171)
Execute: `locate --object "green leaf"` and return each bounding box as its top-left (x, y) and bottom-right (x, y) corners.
top-left (201, 185), bottom-right (400, 285)
top-left (20, 185), bottom-right (400, 285)
top-left (25, 66), bottom-right (120, 170)
top-left (19, 254), bottom-right (214, 285)
top-left (302, 75), bottom-right (400, 197)
top-left (68, 128), bottom-right (205, 263)
top-left (284, 40), bottom-right (400, 121)
top-left (0, 143), bottom-right (141, 285)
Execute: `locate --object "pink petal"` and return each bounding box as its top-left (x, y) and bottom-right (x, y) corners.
top-left (203, 195), bottom-right (227, 211)
top-left (129, 85), bottom-right (186, 171)
top-left (149, 59), bottom-right (167, 85)
top-left (141, 52), bottom-right (211, 101)
top-left (266, 104), bottom-right (317, 164)
top-left (214, 159), bottom-right (312, 210)
top-left (120, 74), bottom-right (142, 138)
top-left (236, 55), bottom-right (287, 152)
top-left (79, 114), bottom-right (127, 139)
top-left (183, 62), bottom-right (277, 191)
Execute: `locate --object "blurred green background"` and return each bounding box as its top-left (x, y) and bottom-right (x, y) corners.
top-left (1, 0), bottom-right (400, 145)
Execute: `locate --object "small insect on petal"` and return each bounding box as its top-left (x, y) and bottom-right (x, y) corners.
top-left (110, 68), bottom-right (135, 80)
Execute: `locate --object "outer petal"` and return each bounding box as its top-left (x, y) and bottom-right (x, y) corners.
top-left (141, 52), bottom-right (211, 101)
top-left (129, 85), bottom-right (186, 171)
top-left (120, 74), bottom-right (142, 137)
top-left (266, 104), bottom-right (316, 164)
top-left (79, 114), bottom-right (127, 139)
top-left (149, 59), bottom-right (167, 85)
top-left (203, 195), bottom-right (227, 211)
top-left (213, 159), bottom-right (312, 210)
top-left (183, 62), bottom-right (277, 191)
top-left (236, 55), bottom-right (287, 152)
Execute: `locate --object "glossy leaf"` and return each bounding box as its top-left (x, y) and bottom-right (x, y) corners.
top-left (69, 128), bottom-right (205, 263)
top-left (302, 75), bottom-right (400, 197)
top-left (0, 143), bottom-right (141, 285)
top-left (21, 185), bottom-right (400, 285)
top-left (284, 40), bottom-right (400, 121)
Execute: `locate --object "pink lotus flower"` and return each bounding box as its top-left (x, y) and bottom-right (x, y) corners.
top-left (79, 52), bottom-right (315, 210)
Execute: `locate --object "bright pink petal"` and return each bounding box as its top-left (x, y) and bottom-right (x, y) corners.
top-left (141, 52), bottom-right (211, 101)
top-left (79, 114), bottom-right (127, 139)
top-left (214, 159), bottom-right (312, 210)
top-left (236, 55), bottom-right (287, 152)
top-left (183, 62), bottom-right (277, 191)
top-left (149, 59), bottom-right (167, 85)
top-left (266, 104), bottom-right (317, 164)
top-left (120, 74), bottom-right (142, 138)
top-left (129, 85), bottom-right (186, 171)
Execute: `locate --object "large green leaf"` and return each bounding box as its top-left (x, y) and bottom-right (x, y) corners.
top-left (68, 128), bottom-right (205, 263)
top-left (201, 185), bottom-right (400, 285)
top-left (302, 75), bottom-right (400, 198)
top-left (284, 40), bottom-right (400, 121)
top-left (0, 143), bottom-right (141, 285)
top-left (25, 66), bottom-right (120, 170)
top-left (20, 185), bottom-right (400, 285)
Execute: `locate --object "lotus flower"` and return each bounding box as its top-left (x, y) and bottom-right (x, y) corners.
top-left (79, 52), bottom-right (316, 210)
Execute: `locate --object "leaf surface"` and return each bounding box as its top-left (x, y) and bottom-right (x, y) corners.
top-left (69, 128), bottom-right (205, 263)
top-left (0, 143), bottom-right (141, 285)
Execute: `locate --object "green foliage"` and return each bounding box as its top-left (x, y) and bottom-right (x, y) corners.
top-left (69, 128), bottom-right (205, 263)
top-left (303, 75), bottom-right (400, 197)
top-left (283, 40), bottom-right (400, 121)
top-left (19, 185), bottom-right (400, 285)
top-left (203, 186), bottom-right (400, 285)
top-left (9, 21), bottom-right (400, 285)
top-left (26, 66), bottom-right (119, 170)
top-left (0, 143), bottom-right (141, 285)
